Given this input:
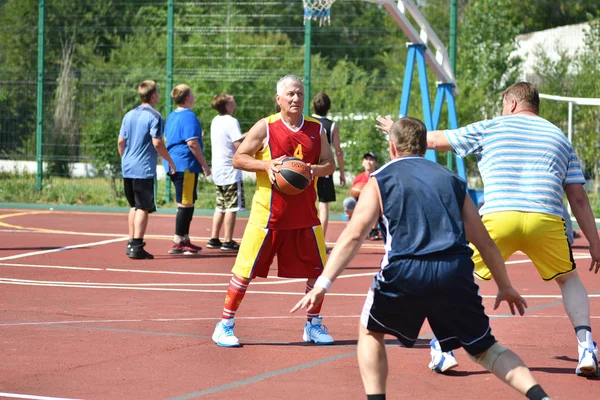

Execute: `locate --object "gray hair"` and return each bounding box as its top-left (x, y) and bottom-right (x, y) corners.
top-left (276, 75), bottom-right (303, 95)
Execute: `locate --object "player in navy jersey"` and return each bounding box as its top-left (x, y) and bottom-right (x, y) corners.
top-left (292, 117), bottom-right (551, 400)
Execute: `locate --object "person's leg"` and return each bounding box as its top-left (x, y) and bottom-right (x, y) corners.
top-left (209, 184), bottom-right (225, 247)
top-left (318, 202), bottom-right (329, 238)
top-left (521, 212), bottom-right (596, 375)
top-left (171, 171), bottom-right (199, 253)
top-left (210, 209), bottom-right (224, 242)
top-left (128, 178), bottom-right (155, 259)
top-left (469, 343), bottom-right (549, 399)
top-left (133, 209), bottom-right (149, 238)
top-left (128, 208), bottom-right (135, 240)
top-left (224, 211), bottom-right (237, 243)
top-left (357, 324), bottom-right (388, 397)
top-left (213, 224), bottom-right (274, 347)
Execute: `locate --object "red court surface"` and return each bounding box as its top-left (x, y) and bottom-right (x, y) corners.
top-left (0, 208), bottom-right (598, 400)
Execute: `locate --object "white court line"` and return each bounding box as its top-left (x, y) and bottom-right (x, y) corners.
top-left (0, 253), bottom-right (592, 278)
top-left (0, 238), bottom-right (127, 261)
top-left (0, 314), bottom-right (598, 328)
top-left (0, 393), bottom-right (82, 400)
top-left (1, 279), bottom-right (599, 299)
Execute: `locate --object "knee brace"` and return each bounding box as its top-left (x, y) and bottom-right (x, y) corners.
top-left (467, 342), bottom-right (508, 371)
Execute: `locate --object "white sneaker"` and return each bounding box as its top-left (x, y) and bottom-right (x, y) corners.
top-left (212, 319), bottom-right (240, 347)
top-left (428, 338), bottom-right (458, 373)
top-left (303, 317), bottom-right (334, 345)
top-left (576, 341), bottom-right (598, 376)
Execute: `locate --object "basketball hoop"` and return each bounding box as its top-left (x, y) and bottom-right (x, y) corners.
top-left (303, 0), bottom-right (336, 26)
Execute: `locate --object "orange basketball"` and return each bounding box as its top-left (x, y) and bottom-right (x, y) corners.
top-left (274, 157), bottom-right (312, 196)
top-left (350, 181), bottom-right (366, 199)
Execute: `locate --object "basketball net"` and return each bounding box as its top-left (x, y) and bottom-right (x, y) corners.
top-left (303, 0), bottom-right (336, 26)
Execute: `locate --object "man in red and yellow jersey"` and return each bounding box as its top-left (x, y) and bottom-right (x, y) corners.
top-left (212, 75), bottom-right (336, 347)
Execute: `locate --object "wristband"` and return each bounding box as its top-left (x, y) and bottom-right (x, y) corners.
top-left (314, 275), bottom-right (332, 292)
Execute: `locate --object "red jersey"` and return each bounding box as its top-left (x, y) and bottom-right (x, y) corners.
top-left (249, 114), bottom-right (322, 230)
top-left (352, 171), bottom-right (370, 186)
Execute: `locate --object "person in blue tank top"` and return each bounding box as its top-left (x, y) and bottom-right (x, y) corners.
top-left (118, 80), bottom-right (175, 260)
top-left (292, 117), bottom-right (551, 400)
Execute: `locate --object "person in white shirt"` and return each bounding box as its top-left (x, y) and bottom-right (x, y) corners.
top-left (207, 93), bottom-right (245, 251)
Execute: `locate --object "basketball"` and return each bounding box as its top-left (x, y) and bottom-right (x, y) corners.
top-left (350, 181), bottom-right (366, 199)
top-left (274, 157), bottom-right (312, 195)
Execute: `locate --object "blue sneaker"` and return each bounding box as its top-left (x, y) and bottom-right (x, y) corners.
top-left (212, 319), bottom-right (240, 347)
top-left (428, 338), bottom-right (458, 373)
top-left (303, 317), bottom-right (334, 345)
top-left (576, 341), bottom-right (598, 376)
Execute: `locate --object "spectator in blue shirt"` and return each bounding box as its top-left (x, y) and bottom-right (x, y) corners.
top-left (164, 84), bottom-right (212, 255)
top-left (118, 80), bottom-right (175, 260)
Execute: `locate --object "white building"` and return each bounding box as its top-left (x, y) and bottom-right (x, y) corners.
top-left (515, 22), bottom-right (589, 82)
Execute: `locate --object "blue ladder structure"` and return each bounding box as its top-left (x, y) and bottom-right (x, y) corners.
top-left (398, 43), bottom-right (466, 180)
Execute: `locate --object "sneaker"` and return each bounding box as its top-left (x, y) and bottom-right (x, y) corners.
top-left (129, 246), bottom-right (154, 260)
top-left (212, 319), bottom-right (240, 347)
top-left (576, 341), bottom-right (598, 376)
top-left (182, 239), bottom-right (202, 252)
top-left (126, 241), bottom-right (145, 256)
top-left (221, 241), bottom-right (240, 251)
top-left (207, 238), bottom-right (223, 249)
top-left (168, 242), bottom-right (198, 255)
top-left (428, 338), bottom-right (458, 373)
top-left (303, 317), bottom-right (334, 345)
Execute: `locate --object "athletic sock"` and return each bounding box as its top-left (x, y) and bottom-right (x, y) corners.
top-left (222, 274), bottom-right (251, 321)
top-left (575, 325), bottom-right (593, 347)
top-left (131, 238), bottom-right (143, 248)
top-left (306, 282), bottom-right (322, 322)
top-left (366, 395), bottom-right (385, 400)
top-left (525, 384), bottom-right (548, 400)
top-left (175, 207), bottom-right (195, 236)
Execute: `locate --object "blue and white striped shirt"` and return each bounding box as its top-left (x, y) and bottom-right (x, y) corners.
top-left (444, 115), bottom-right (585, 217)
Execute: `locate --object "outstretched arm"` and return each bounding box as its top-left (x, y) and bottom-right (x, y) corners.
top-left (375, 116), bottom-right (453, 151)
top-left (291, 176), bottom-right (381, 313)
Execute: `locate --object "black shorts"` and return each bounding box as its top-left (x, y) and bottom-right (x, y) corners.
top-left (169, 170), bottom-right (198, 205)
top-left (360, 254), bottom-right (496, 356)
top-left (316, 175), bottom-right (336, 203)
top-left (123, 178), bottom-right (156, 213)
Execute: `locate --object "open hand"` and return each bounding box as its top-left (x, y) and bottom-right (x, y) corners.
top-left (375, 116), bottom-right (394, 134)
top-left (290, 287), bottom-right (326, 314)
top-left (494, 287), bottom-right (527, 316)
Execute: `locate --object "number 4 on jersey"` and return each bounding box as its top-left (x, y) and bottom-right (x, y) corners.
top-left (293, 144), bottom-right (303, 160)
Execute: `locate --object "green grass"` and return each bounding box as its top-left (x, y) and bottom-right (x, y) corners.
top-left (0, 173), bottom-right (352, 215)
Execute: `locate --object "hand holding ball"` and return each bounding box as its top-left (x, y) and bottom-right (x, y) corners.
top-left (274, 157), bottom-right (312, 196)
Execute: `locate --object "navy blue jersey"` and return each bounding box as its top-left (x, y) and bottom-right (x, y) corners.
top-left (373, 156), bottom-right (472, 264)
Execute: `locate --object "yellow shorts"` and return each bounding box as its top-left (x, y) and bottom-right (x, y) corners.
top-left (232, 223), bottom-right (327, 279)
top-left (473, 211), bottom-right (575, 281)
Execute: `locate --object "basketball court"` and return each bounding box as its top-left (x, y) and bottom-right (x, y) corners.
top-left (0, 208), bottom-right (598, 399)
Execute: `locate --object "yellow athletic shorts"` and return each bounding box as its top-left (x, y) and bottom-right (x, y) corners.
top-left (473, 211), bottom-right (575, 281)
top-left (232, 223), bottom-right (327, 279)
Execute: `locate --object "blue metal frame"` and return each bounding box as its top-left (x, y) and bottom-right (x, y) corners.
top-left (398, 44), bottom-right (466, 180)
